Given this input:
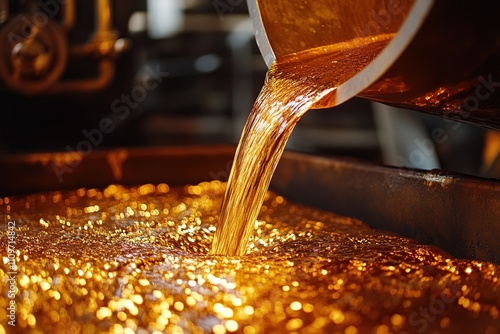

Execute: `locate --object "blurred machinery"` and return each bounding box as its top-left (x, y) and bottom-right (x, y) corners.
top-left (0, 0), bottom-right (265, 151)
top-left (0, 0), bottom-right (129, 95)
top-left (0, 0), bottom-right (497, 178)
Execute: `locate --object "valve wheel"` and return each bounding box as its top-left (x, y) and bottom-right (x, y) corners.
top-left (0, 13), bottom-right (68, 94)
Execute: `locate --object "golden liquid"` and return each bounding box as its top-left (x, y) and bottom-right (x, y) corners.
top-left (1, 183), bottom-right (500, 333)
top-left (2, 34), bottom-right (499, 334)
top-left (211, 35), bottom-right (394, 256)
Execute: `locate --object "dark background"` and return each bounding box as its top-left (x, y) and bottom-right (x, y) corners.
top-left (0, 0), bottom-right (493, 177)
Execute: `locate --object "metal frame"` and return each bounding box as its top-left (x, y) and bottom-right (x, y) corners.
top-left (0, 146), bottom-right (498, 263)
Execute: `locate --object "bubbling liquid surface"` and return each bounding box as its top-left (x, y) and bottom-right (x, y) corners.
top-left (1, 182), bottom-right (499, 333)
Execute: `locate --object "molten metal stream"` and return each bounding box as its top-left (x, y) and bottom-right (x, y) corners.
top-left (211, 35), bottom-right (393, 256)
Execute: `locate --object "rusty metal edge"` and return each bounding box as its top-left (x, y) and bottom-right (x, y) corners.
top-left (272, 151), bottom-right (500, 264)
top-left (0, 146), bottom-right (498, 263)
top-left (0, 146), bottom-right (236, 196)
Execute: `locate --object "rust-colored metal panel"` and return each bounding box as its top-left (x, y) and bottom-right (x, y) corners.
top-left (0, 146), bottom-right (235, 195)
top-left (1, 146), bottom-right (498, 263)
top-left (272, 151), bottom-right (500, 264)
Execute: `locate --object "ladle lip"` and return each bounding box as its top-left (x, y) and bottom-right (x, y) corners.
top-left (336, 0), bottom-right (434, 106)
top-left (247, 0), bottom-right (435, 107)
top-left (247, 0), bottom-right (275, 68)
